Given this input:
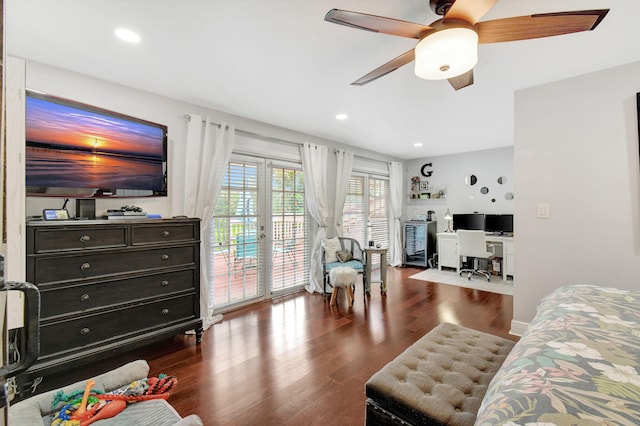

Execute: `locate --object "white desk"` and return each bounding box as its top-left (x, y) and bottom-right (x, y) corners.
top-left (437, 232), bottom-right (514, 280)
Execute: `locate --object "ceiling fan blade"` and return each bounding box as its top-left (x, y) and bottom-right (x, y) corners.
top-left (351, 49), bottom-right (416, 86)
top-left (325, 9), bottom-right (432, 39)
top-left (448, 69), bottom-right (474, 90)
top-left (444, 0), bottom-right (498, 25)
top-left (475, 9), bottom-right (609, 44)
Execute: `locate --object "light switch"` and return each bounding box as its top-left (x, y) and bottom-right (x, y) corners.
top-left (537, 203), bottom-right (550, 218)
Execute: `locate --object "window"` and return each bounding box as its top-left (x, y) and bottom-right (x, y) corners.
top-left (369, 177), bottom-right (390, 250)
top-left (342, 176), bottom-right (365, 243)
top-left (341, 175), bottom-right (390, 255)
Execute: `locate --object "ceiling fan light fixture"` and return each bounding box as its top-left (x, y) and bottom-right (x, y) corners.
top-left (414, 27), bottom-right (478, 80)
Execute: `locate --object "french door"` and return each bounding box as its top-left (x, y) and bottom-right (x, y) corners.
top-left (270, 163), bottom-right (308, 296)
top-left (208, 155), bottom-right (309, 311)
top-left (210, 156), bottom-right (265, 310)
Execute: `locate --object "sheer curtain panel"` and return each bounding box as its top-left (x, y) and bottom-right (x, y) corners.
top-left (301, 143), bottom-right (329, 293)
top-left (333, 149), bottom-right (354, 236)
top-left (185, 114), bottom-right (235, 329)
top-left (388, 161), bottom-right (404, 266)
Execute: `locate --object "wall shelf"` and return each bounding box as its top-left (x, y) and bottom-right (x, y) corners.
top-left (408, 190), bottom-right (446, 205)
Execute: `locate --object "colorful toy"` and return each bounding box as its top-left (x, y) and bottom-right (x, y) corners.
top-left (50, 374), bottom-right (178, 426)
top-left (76, 380), bottom-right (96, 416)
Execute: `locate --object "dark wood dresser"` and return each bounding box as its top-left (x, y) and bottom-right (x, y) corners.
top-left (20, 218), bottom-right (202, 396)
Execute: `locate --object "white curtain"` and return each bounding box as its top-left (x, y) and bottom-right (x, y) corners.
top-left (185, 114), bottom-right (235, 329)
top-left (333, 149), bottom-right (354, 236)
top-left (301, 143), bottom-right (329, 293)
top-left (388, 161), bottom-right (404, 266)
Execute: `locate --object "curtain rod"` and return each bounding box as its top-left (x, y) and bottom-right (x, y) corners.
top-left (185, 114), bottom-right (393, 165)
top-left (334, 149), bottom-right (391, 166)
top-left (185, 114), bottom-right (300, 147)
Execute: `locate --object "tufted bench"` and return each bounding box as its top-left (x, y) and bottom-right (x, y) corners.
top-left (364, 322), bottom-right (515, 426)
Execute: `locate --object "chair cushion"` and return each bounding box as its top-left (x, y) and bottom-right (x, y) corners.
top-left (325, 260), bottom-right (363, 271)
top-left (321, 237), bottom-right (342, 263)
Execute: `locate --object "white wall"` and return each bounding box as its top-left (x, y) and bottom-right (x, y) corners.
top-left (20, 60), bottom-right (399, 220)
top-left (405, 147), bottom-right (514, 233)
top-left (514, 60), bottom-right (640, 323)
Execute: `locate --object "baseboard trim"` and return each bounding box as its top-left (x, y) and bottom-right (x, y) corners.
top-left (509, 320), bottom-right (529, 337)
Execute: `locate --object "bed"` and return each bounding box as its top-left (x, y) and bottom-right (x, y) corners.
top-left (475, 284), bottom-right (640, 425)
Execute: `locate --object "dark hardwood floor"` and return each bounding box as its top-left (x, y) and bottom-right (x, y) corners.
top-left (37, 266), bottom-right (515, 425)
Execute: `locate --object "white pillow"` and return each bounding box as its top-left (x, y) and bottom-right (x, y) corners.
top-left (321, 237), bottom-right (342, 263)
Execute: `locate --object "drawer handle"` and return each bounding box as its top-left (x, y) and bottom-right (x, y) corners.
top-left (161, 231), bottom-right (170, 238)
top-left (161, 280), bottom-right (169, 287)
top-left (80, 235), bottom-right (91, 243)
top-left (161, 308), bottom-right (169, 316)
top-left (161, 254), bottom-right (170, 261)
top-left (81, 262), bottom-right (91, 271)
top-left (80, 327), bottom-right (90, 335)
top-left (80, 293), bottom-right (90, 302)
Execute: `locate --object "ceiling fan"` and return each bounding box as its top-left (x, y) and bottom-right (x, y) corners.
top-left (325, 0), bottom-right (609, 90)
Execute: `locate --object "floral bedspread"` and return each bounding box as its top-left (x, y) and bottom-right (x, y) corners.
top-left (475, 285), bottom-right (640, 425)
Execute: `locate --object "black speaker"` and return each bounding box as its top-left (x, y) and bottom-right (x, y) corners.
top-left (76, 199), bottom-right (96, 220)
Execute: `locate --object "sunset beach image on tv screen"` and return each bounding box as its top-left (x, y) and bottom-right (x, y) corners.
top-left (25, 92), bottom-right (167, 196)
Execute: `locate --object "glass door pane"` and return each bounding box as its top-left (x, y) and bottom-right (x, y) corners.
top-left (271, 165), bottom-right (308, 294)
top-left (210, 159), bottom-right (265, 310)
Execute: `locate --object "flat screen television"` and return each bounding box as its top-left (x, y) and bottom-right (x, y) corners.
top-left (25, 90), bottom-right (167, 198)
top-left (484, 214), bottom-right (514, 235)
top-left (452, 213), bottom-right (485, 231)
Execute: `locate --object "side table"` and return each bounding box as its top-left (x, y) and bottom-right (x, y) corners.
top-left (364, 248), bottom-right (388, 295)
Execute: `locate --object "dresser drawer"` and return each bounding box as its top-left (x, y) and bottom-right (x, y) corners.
top-left (28, 226), bottom-right (127, 253)
top-left (40, 269), bottom-right (196, 318)
top-left (31, 245), bottom-right (197, 285)
top-left (131, 223), bottom-right (198, 245)
top-left (39, 294), bottom-right (197, 357)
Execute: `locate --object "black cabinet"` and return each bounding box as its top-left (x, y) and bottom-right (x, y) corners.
top-left (20, 218), bottom-right (202, 397)
top-left (404, 221), bottom-right (437, 267)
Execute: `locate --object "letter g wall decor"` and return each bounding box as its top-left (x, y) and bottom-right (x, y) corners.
top-left (421, 162), bottom-right (433, 178)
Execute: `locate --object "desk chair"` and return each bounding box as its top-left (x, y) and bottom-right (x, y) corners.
top-left (456, 230), bottom-right (494, 282)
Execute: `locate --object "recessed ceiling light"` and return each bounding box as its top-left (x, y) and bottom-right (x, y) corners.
top-left (115, 28), bottom-right (141, 44)
top-left (413, 142), bottom-right (423, 147)
top-left (335, 114), bottom-right (348, 120)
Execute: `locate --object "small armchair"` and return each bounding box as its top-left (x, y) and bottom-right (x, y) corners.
top-left (322, 237), bottom-right (366, 295)
top-left (457, 229), bottom-right (494, 282)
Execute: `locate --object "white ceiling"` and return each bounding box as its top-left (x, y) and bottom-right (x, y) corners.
top-left (6, 0), bottom-right (640, 160)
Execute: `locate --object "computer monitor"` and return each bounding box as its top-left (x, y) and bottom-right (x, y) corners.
top-left (484, 214), bottom-right (514, 235)
top-left (452, 213), bottom-right (485, 231)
